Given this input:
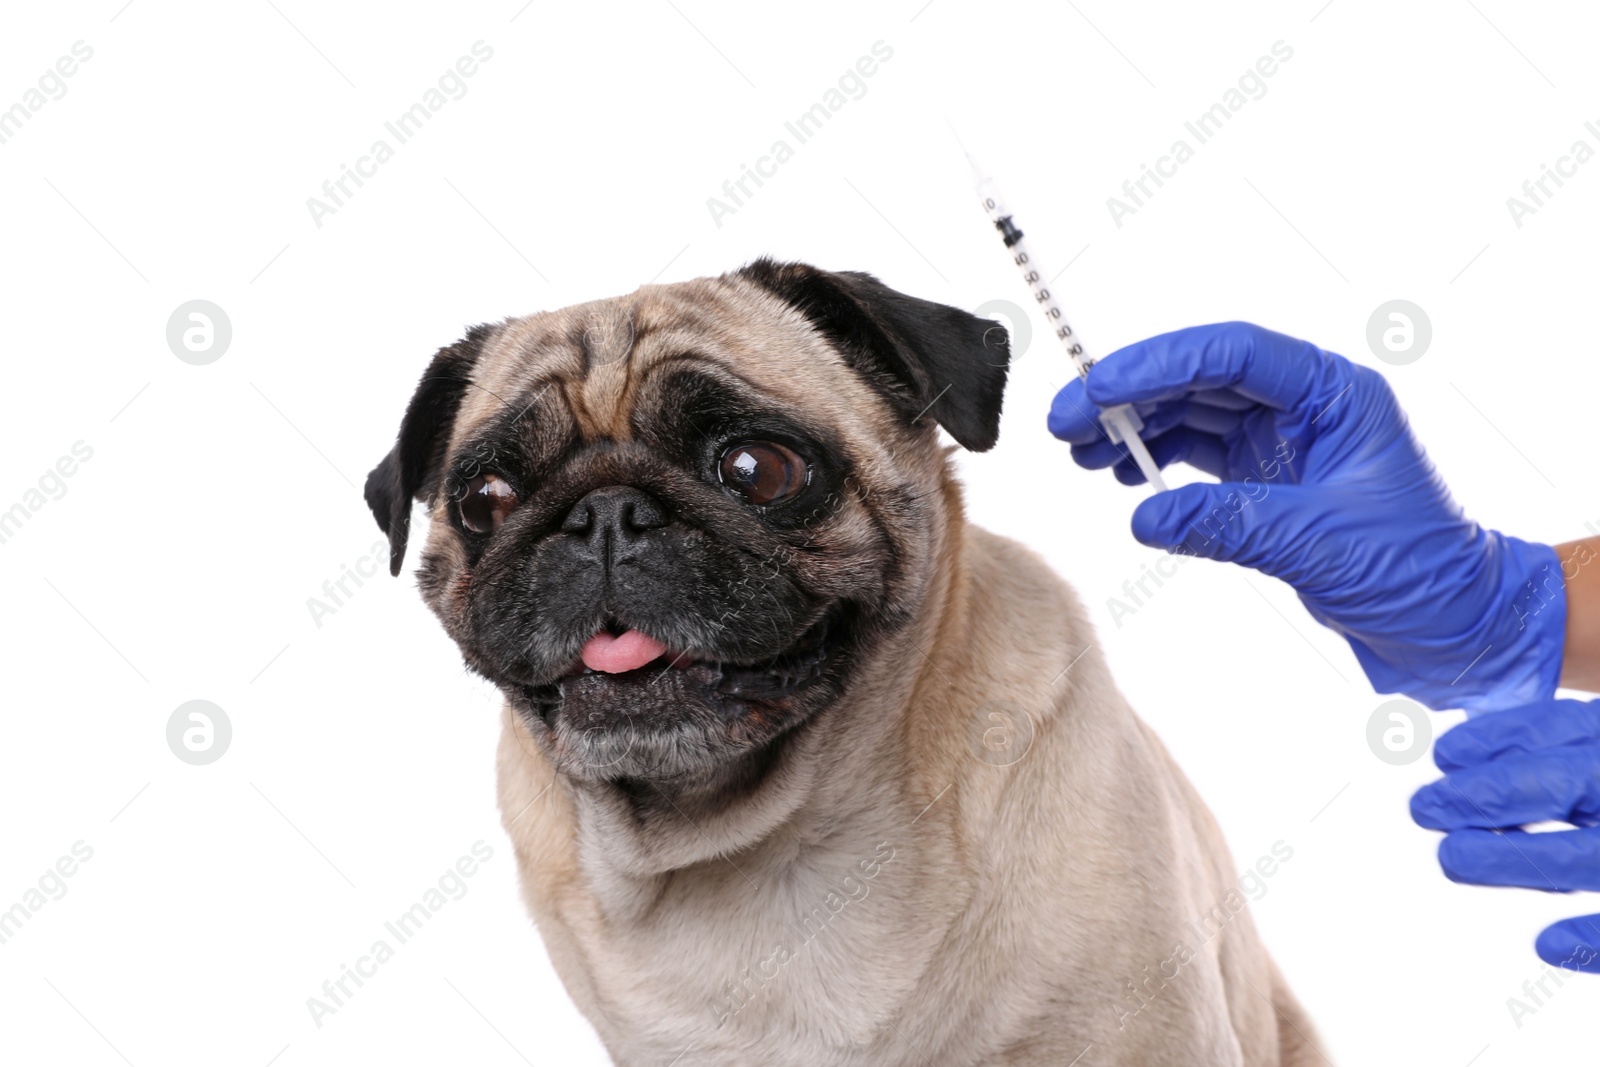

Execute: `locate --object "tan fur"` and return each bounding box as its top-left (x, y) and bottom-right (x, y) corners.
top-left (418, 273), bottom-right (1323, 1065)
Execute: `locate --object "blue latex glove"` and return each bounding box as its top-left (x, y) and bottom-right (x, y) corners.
top-left (1046, 321), bottom-right (1566, 714)
top-left (1412, 698), bottom-right (1600, 973)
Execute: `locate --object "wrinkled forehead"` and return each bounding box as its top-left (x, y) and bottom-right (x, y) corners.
top-left (450, 278), bottom-right (873, 446)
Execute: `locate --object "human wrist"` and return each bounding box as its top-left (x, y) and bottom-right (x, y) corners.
top-left (1556, 536), bottom-right (1600, 693)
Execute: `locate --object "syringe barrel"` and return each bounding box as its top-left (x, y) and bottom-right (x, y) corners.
top-left (973, 178), bottom-right (1098, 379)
top-left (969, 157), bottom-right (1167, 491)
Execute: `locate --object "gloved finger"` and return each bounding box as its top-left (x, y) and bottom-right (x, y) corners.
top-left (1110, 428), bottom-right (1231, 485)
top-left (1047, 378), bottom-right (1104, 444)
top-left (1084, 322), bottom-right (1332, 412)
top-left (1052, 374), bottom-right (1247, 456)
top-left (1128, 481), bottom-right (1309, 573)
top-left (1075, 412), bottom-right (1222, 463)
top-left (1191, 387), bottom-right (1258, 411)
top-left (1120, 398), bottom-right (1244, 443)
top-left (1411, 745), bottom-right (1600, 830)
top-left (1536, 914), bottom-right (1600, 973)
top-left (1181, 399), bottom-right (1245, 436)
top-left (1070, 409), bottom-right (1230, 470)
top-left (1435, 699), bottom-right (1600, 773)
top-left (1436, 827), bottom-right (1600, 892)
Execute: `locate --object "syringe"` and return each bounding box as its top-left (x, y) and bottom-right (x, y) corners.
top-left (965, 155), bottom-right (1168, 492)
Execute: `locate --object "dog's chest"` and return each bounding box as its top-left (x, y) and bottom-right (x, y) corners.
top-left (574, 839), bottom-right (962, 1065)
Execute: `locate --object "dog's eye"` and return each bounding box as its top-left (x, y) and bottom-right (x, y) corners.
top-left (460, 473), bottom-right (519, 534)
top-left (718, 441), bottom-right (809, 506)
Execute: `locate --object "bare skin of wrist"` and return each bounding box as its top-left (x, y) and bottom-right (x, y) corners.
top-left (1557, 536), bottom-right (1600, 693)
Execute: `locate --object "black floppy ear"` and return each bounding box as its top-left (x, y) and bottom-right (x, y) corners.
top-left (734, 258), bottom-right (1011, 451)
top-left (364, 325), bottom-right (493, 576)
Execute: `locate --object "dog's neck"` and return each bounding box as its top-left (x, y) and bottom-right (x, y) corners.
top-left (540, 469), bottom-right (974, 903)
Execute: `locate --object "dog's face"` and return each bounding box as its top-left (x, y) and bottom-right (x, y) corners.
top-left (365, 260), bottom-right (1008, 783)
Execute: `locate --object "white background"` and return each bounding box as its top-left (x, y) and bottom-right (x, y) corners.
top-left (2, 1), bottom-right (1596, 1064)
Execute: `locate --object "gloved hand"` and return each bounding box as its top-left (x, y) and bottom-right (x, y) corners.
top-left (1046, 321), bottom-right (1565, 713)
top-left (1412, 698), bottom-right (1600, 972)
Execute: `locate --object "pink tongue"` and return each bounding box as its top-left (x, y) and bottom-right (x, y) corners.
top-left (580, 629), bottom-right (669, 674)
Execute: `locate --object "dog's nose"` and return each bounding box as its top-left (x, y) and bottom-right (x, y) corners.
top-left (561, 486), bottom-right (669, 558)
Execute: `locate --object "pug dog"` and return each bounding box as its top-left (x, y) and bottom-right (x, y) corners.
top-left (364, 259), bottom-right (1322, 1066)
